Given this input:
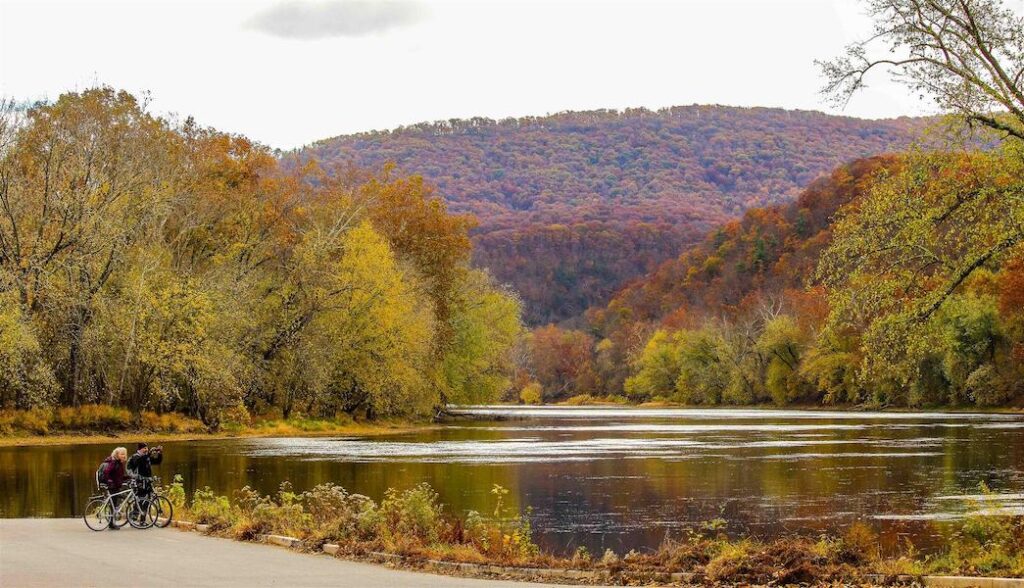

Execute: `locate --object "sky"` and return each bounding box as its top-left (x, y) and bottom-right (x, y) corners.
top-left (0, 0), bottom-right (984, 150)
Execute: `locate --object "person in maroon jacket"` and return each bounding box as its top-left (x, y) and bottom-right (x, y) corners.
top-left (99, 447), bottom-right (128, 529)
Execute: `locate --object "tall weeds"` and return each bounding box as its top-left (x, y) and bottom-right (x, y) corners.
top-left (165, 475), bottom-right (1024, 582)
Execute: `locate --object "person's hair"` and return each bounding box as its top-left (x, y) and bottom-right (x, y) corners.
top-left (112, 447), bottom-right (127, 460)
top-left (137, 442), bottom-right (148, 450)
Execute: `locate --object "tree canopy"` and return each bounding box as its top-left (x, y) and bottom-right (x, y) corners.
top-left (0, 88), bottom-right (524, 425)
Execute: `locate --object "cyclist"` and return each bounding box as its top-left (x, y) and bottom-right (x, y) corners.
top-left (127, 442), bottom-right (163, 480)
top-left (127, 443), bottom-right (163, 523)
top-left (98, 447), bottom-right (128, 530)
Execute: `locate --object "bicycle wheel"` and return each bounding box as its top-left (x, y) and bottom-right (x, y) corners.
top-left (83, 497), bottom-right (112, 532)
top-left (153, 495), bottom-right (173, 528)
top-left (128, 495), bottom-right (159, 529)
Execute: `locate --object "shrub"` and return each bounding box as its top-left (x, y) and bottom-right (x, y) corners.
top-left (380, 483), bottom-right (444, 544)
top-left (572, 546), bottom-right (592, 565)
top-left (164, 474), bottom-right (186, 509)
top-left (247, 483), bottom-right (310, 538)
top-left (140, 411), bottom-right (206, 433)
top-left (519, 382), bottom-right (543, 405)
top-left (189, 487), bottom-right (235, 529)
top-left (841, 520), bottom-right (880, 563)
top-left (300, 483), bottom-right (374, 542)
top-left (7, 408), bottom-right (51, 434)
top-left (54, 405), bottom-right (133, 431)
top-left (0, 405), bottom-right (209, 435)
top-left (163, 475), bottom-right (1024, 583)
top-left (561, 394), bottom-right (595, 405)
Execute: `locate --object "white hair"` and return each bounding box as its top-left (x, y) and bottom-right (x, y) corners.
top-left (111, 447), bottom-right (127, 460)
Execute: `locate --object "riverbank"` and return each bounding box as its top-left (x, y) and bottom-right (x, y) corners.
top-left (543, 395), bottom-right (1024, 413)
top-left (163, 478), bottom-right (1023, 585)
top-left (0, 422), bottom-right (434, 448)
top-left (0, 405), bottom-right (434, 447)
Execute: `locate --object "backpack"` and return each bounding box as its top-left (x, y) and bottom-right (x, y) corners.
top-left (96, 457), bottom-right (114, 488)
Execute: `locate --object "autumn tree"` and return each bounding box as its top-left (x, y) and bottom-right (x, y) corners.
top-left (528, 325), bottom-right (596, 401)
top-left (0, 89), bottom-right (180, 405)
top-left (0, 291), bottom-right (57, 409)
top-left (820, 0), bottom-right (1024, 141)
top-left (820, 147), bottom-right (1024, 394)
top-left (0, 88), bottom-right (526, 424)
top-left (624, 329), bottom-right (683, 402)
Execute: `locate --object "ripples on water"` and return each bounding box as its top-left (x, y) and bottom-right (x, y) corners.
top-left (2, 406), bottom-right (1022, 554)
top-left (245, 435), bottom-right (948, 462)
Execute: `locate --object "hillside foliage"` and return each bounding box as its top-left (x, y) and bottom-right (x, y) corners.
top-left (300, 107), bottom-right (924, 322)
top-left (520, 147), bottom-right (1024, 409)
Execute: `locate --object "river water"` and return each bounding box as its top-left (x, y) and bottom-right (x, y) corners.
top-left (2, 406), bottom-right (1022, 555)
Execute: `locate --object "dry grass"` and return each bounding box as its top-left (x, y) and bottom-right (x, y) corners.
top-left (558, 394), bottom-right (628, 406)
top-left (0, 406), bottom-right (433, 446)
top-left (0, 405), bottom-right (206, 439)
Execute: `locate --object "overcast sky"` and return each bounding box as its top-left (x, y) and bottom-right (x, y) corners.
top-left (1, 0), bottom-right (1001, 150)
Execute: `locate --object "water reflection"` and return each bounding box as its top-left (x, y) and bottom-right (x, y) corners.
top-left (1, 407), bottom-right (1022, 555)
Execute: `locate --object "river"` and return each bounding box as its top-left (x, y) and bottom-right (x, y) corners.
top-left (2, 406), bottom-right (1023, 555)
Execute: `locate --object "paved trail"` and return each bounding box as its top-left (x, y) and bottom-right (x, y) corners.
top-left (0, 519), bottom-right (567, 588)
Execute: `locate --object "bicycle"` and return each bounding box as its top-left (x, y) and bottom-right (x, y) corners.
top-left (137, 475), bottom-right (174, 528)
top-left (83, 479), bottom-right (159, 531)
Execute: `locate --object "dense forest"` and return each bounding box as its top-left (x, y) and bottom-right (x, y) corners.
top-left (300, 107), bottom-right (924, 323)
top-left (0, 89), bottom-right (523, 426)
top-left (520, 146), bottom-right (1024, 408)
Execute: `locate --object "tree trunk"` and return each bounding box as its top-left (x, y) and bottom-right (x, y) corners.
top-left (63, 308), bottom-right (88, 407)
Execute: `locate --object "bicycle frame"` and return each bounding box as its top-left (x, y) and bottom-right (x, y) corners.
top-left (111, 487), bottom-right (134, 514)
top-left (93, 485), bottom-right (139, 521)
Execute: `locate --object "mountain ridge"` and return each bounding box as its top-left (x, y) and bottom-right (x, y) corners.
top-left (299, 105), bottom-right (928, 323)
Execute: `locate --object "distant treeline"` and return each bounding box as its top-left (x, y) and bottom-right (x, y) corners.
top-left (0, 89), bottom-right (523, 426)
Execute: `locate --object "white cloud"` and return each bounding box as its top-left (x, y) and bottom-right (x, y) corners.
top-left (246, 0), bottom-right (427, 39)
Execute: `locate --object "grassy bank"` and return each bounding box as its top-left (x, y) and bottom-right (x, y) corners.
top-left (165, 477), bottom-right (1023, 584)
top-left (550, 394), bottom-right (1024, 413)
top-left (0, 405), bottom-right (433, 447)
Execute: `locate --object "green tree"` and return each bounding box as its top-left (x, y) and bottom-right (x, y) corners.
top-left (0, 89), bottom-right (180, 404)
top-left (0, 292), bottom-right (57, 409)
top-left (756, 314), bottom-right (811, 405)
top-left (441, 269), bottom-right (523, 405)
top-left (322, 221), bottom-right (437, 418)
top-left (820, 147), bottom-right (1024, 397)
top-left (674, 327), bottom-right (730, 405)
top-left (624, 330), bottom-right (682, 402)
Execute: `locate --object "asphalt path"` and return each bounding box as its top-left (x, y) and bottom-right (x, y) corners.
top-left (0, 518), bottom-right (570, 588)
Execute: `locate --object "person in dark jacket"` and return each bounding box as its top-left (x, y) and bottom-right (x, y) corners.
top-left (100, 447), bottom-right (128, 529)
top-left (127, 442), bottom-right (163, 523)
top-left (127, 442), bottom-right (163, 479)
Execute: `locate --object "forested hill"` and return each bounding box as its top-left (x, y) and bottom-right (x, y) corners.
top-left (533, 151), bottom-right (1024, 409)
top-left (591, 156), bottom-right (896, 330)
top-left (301, 106), bottom-right (925, 323)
